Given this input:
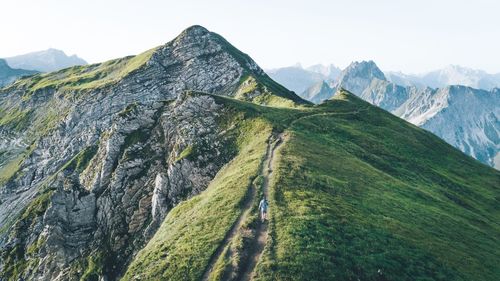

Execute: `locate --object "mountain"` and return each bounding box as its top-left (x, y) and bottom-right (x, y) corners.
top-left (0, 59), bottom-right (37, 87)
top-left (304, 61), bottom-right (499, 170)
top-left (385, 71), bottom-right (425, 88)
top-left (302, 80), bottom-right (335, 104)
top-left (4, 48), bottom-right (87, 72)
top-left (0, 25), bottom-right (305, 281)
top-left (306, 63), bottom-right (341, 80)
top-left (1, 26), bottom-right (499, 281)
top-left (266, 64), bottom-right (326, 95)
top-left (386, 66), bottom-right (500, 90)
top-left (419, 65), bottom-right (500, 90)
top-left (395, 86), bottom-right (500, 167)
top-left (335, 60), bottom-right (386, 95)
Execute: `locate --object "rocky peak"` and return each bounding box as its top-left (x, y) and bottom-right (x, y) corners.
top-left (334, 60), bottom-right (386, 96)
top-left (340, 60), bottom-right (386, 81)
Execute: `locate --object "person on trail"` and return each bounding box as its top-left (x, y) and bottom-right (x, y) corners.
top-left (259, 197), bottom-right (268, 222)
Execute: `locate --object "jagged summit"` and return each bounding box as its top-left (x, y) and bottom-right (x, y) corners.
top-left (338, 60), bottom-right (386, 82)
top-left (179, 24), bottom-right (210, 36)
top-left (334, 61), bottom-right (386, 94)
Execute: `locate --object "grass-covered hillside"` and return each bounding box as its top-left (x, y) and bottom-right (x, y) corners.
top-left (124, 90), bottom-right (500, 281)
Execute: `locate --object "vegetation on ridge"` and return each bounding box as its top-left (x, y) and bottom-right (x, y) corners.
top-left (123, 90), bottom-right (500, 281)
top-left (6, 47), bottom-right (158, 95)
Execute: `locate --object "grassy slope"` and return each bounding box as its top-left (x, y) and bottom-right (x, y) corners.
top-left (124, 90), bottom-right (499, 281)
top-left (6, 47), bottom-right (158, 95)
top-left (122, 112), bottom-right (273, 280)
top-left (256, 92), bottom-right (500, 281)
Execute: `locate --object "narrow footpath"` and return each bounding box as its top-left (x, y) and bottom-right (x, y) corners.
top-left (239, 134), bottom-right (283, 281)
top-left (201, 133), bottom-right (283, 281)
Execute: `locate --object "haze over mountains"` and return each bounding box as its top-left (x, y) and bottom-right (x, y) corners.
top-left (3, 48), bottom-right (87, 72)
top-left (0, 59), bottom-right (37, 87)
top-left (268, 63), bottom-right (500, 93)
top-left (0, 48), bottom-right (87, 88)
top-left (267, 62), bottom-right (500, 169)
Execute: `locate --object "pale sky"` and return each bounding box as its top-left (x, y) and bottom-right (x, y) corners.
top-left (1, 0), bottom-right (499, 73)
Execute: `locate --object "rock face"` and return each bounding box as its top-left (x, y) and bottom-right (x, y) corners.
top-left (335, 60), bottom-right (386, 96)
top-left (4, 48), bottom-right (87, 72)
top-left (0, 59), bottom-right (37, 87)
top-left (302, 80), bottom-right (335, 104)
top-left (0, 25), bottom-right (304, 280)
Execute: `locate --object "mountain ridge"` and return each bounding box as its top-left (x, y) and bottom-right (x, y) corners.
top-left (0, 26), bottom-right (498, 281)
top-left (4, 48), bottom-right (87, 72)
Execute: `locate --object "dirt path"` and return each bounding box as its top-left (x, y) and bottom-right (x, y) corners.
top-left (201, 108), bottom-right (365, 281)
top-left (201, 134), bottom-right (282, 281)
top-left (239, 134), bottom-right (283, 281)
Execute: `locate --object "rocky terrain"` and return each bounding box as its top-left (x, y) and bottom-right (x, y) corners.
top-left (0, 25), bottom-right (304, 280)
top-left (0, 25), bottom-right (498, 281)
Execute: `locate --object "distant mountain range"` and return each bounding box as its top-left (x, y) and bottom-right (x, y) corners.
top-left (267, 62), bottom-right (499, 169)
top-left (387, 66), bottom-right (500, 90)
top-left (268, 63), bottom-right (500, 93)
top-left (265, 63), bottom-right (340, 94)
top-left (0, 59), bottom-right (37, 87)
top-left (4, 48), bottom-right (87, 72)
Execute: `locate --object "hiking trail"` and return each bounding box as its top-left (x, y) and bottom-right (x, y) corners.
top-left (239, 133), bottom-right (283, 281)
top-left (201, 107), bottom-right (366, 281)
top-left (201, 133), bottom-right (284, 281)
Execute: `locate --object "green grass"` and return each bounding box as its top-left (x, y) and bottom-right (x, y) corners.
top-left (123, 90), bottom-right (499, 281)
top-left (0, 154), bottom-right (25, 185)
top-left (8, 47), bottom-right (158, 96)
top-left (1, 190), bottom-right (53, 280)
top-left (174, 145), bottom-right (195, 162)
top-left (254, 91), bottom-right (500, 281)
top-left (0, 107), bottom-right (31, 131)
top-left (122, 117), bottom-right (273, 280)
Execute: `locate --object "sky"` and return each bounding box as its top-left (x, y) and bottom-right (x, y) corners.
top-left (1, 0), bottom-right (499, 74)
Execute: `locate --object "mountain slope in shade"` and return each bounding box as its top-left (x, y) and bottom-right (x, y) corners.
top-left (4, 48), bottom-right (87, 72)
top-left (0, 59), bottom-right (37, 87)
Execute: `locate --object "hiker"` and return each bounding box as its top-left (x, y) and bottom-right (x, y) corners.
top-left (259, 197), bottom-right (268, 222)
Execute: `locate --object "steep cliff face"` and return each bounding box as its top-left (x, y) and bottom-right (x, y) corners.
top-left (0, 25), bottom-right (304, 280)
